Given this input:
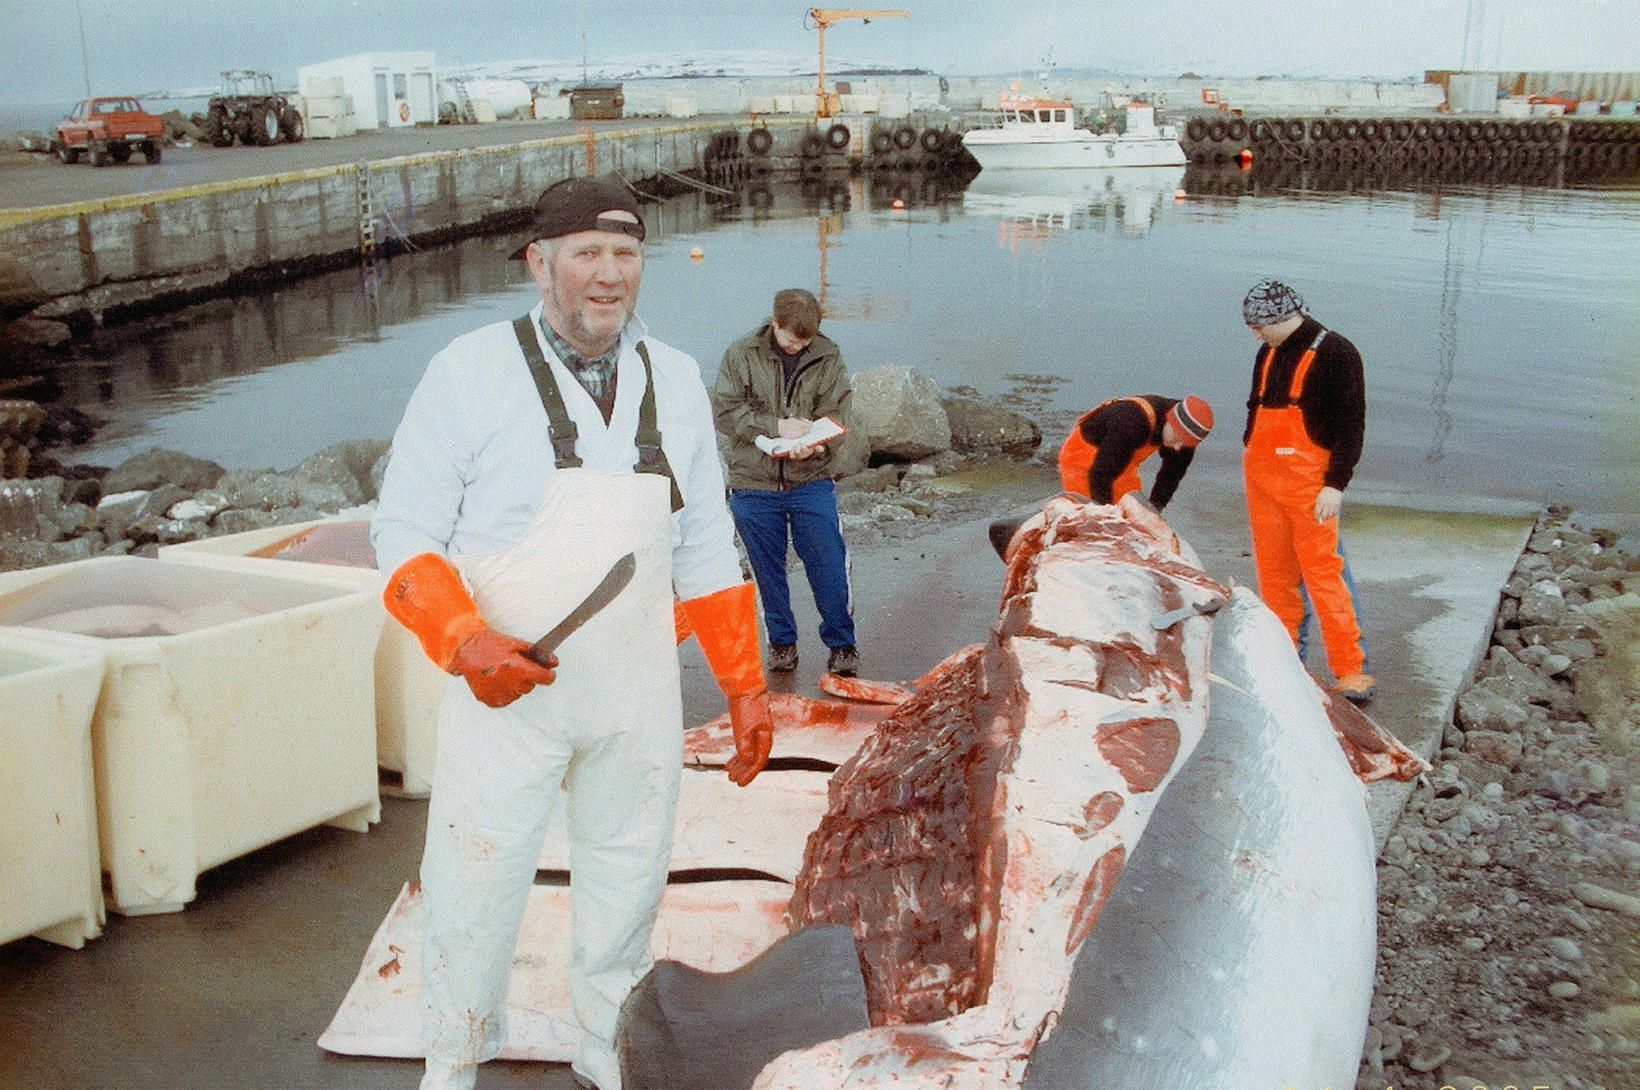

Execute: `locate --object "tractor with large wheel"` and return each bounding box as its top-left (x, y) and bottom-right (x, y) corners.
top-left (202, 70), bottom-right (304, 147)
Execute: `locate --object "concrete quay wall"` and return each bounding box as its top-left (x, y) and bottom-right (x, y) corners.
top-left (0, 118), bottom-right (813, 322)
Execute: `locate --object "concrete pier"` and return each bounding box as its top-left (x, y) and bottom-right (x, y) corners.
top-left (0, 117), bottom-right (820, 322)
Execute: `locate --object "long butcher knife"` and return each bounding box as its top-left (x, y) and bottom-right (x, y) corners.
top-left (524, 551), bottom-right (636, 666)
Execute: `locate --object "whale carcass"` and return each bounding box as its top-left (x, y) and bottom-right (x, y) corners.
top-left (327, 493), bottom-right (1404, 1087)
top-left (747, 493), bottom-right (1227, 1087)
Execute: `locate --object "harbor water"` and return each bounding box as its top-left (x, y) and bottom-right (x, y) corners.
top-left (40, 167), bottom-right (1640, 517)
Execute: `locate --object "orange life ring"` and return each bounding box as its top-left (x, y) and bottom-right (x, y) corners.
top-left (398, 100), bottom-right (411, 123)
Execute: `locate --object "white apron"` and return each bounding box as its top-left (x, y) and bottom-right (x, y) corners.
top-left (420, 467), bottom-right (678, 1090)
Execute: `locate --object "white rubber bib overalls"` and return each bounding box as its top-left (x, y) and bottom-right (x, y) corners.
top-left (421, 465), bottom-right (678, 1088)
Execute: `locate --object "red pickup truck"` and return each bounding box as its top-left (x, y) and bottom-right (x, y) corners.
top-left (56, 97), bottom-right (166, 166)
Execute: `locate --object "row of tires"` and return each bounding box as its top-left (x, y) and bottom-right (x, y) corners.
top-left (1184, 149), bottom-right (1636, 194)
top-left (745, 124), bottom-right (962, 159)
top-left (1211, 115), bottom-right (1640, 149)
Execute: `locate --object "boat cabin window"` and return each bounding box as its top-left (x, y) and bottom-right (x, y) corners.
top-left (1053, 109), bottom-right (1067, 122)
top-left (1017, 110), bottom-right (1034, 123)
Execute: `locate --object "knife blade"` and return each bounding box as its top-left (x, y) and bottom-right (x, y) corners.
top-left (1150, 596), bottom-right (1227, 630)
top-left (524, 552), bottom-right (636, 665)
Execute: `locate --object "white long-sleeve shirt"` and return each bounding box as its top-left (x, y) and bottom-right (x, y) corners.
top-left (372, 304), bottom-right (742, 600)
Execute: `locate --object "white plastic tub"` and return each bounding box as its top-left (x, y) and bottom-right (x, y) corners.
top-left (0, 634), bottom-right (104, 948)
top-left (0, 556), bottom-right (383, 915)
top-left (159, 519), bottom-right (445, 797)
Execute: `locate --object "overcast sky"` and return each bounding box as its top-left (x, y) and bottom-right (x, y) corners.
top-left (2, 0), bottom-right (1636, 102)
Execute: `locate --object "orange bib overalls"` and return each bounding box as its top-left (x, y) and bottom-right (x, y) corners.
top-left (1058, 397), bottom-right (1159, 502)
top-left (1243, 330), bottom-right (1368, 678)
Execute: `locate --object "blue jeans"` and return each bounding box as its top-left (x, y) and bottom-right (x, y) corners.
top-left (729, 480), bottom-right (856, 650)
top-left (1297, 539), bottom-right (1371, 674)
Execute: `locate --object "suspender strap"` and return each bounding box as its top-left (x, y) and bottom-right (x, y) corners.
top-left (512, 315), bottom-right (582, 469)
top-left (1287, 329), bottom-right (1329, 399)
top-left (633, 341), bottom-right (685, 513)
top-left (1254, 346), bottom-right (1275, 400)
top-left (1254, 328), bottom-right (1330, 401)
top-left (1124, 396), bottom-right (1158, 433)
top-left (1086, 395), bottom-right (1158, 430)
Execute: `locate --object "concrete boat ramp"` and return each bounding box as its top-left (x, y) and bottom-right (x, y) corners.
top-left (0, 487), bottom-right (1535, 1090)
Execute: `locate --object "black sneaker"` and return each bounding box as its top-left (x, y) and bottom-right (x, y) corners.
top-left (768, 643), bottom-right (798, 672)
top-left (826, 645), bottom-right (859, 678)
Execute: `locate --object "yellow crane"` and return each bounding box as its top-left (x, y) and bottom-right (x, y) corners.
top-left (805, 8), bottom-right (909, 117)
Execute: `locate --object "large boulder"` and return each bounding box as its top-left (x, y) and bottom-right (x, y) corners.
top-left (101, 447), bottom-right (226, 494)
top-left (849, 367), bottom-right (951, 461)
top-left (941, 395), bottom-right (1041, 457)
top-left (218, 468), bottom-right (300, 511)
top-left (293, 438), bottom-right (391, 507)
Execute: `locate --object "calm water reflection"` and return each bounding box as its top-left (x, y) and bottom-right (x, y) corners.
top-left (47, 166), bottom-right (1640, 514)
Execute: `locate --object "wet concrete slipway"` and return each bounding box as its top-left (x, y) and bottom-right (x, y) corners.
top-left (0, 465), bottom-right (1535, 1090)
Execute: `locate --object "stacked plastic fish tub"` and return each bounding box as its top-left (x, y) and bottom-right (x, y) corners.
top-left (0, 555), bottom-right (383, 915)
top-left (159, 518), bottom-right (446, 797)
top-left (0, 632), bottom-right (104, 948)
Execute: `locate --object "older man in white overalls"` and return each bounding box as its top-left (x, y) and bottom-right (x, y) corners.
top-left (372, 176), bottom-right (773, 1090)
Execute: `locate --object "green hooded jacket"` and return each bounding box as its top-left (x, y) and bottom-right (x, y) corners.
top-left (711, 323), bottom-right (868, 491)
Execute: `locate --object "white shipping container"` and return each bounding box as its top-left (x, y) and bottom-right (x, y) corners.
top-left (748, 96), bottom-right (776, 114)
top-left (304, 75), bottom-right (345, 97)
top-left (1448, 72), bottom-right (1499, 113)
top-left (0, 636), bottom-right (104, 949)
top-left (879, 93), bottom-right (912, 118)
top-left (304, 95), bottom-right (354, 120)
top-left (772, 95), bottom-right (795, 113)
top-left (533, 95), bottom-right (572, 120)
top-left (306, 114), bottom-right (358, 139)
top-left (0, 556), bottom-right (383, 915)
top-left (663, 97), bottom-right (698, 118)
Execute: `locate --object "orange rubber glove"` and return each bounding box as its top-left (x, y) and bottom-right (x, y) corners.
top-left (679, 582), bottom-right (772, 786)
top-left (383, 553), bottom-right (557, 708)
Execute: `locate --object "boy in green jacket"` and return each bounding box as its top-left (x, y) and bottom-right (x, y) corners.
top-left (712, 288), bottom-right (868, 676)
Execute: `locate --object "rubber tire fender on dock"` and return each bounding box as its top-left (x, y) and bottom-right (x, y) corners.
top-left (869, 128), bottom-right (893, 154)
top-left (1308, 119), bottom-right (1327, 141)
top-left (1186, 117), bottom-right (1207, 142)
top-left (746, 128), bottom-right (773, 156)
top-left (920, 128), bottom-right (944, 153)
top-left (800, 131), bottom-right (826, 157)
top-left (1206, 118), bottom-right (1226, 141)
top-left (892, 125), bottom-right (916, 150)
top-left (1227, 117), bottom-right (1248, 141)
top-left (826, 123), bottom-right (850, 150)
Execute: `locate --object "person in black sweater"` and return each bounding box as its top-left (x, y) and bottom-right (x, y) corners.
top-left (1057, 394), bottom-right (1215, 511)
top-left (1240, 277), bottom-right (1373, 701)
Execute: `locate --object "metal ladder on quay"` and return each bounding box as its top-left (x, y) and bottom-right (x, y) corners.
top-left (355, 162), bottom-right (380, 304)
top-left (451, 78), bottom-right (477, 124)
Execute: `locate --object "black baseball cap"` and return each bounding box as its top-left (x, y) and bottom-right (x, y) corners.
top-left (509, 176), bottom-right (645, 260)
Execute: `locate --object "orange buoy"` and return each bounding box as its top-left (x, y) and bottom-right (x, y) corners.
top-left (1173, 189), bottom-right (1186, 201)
top-left (1238, 148), bottom-right (1254, 169)
top-left (891, 199), bottom-right (906, 210)
top-left (689, 246), bottom-right (704, 262)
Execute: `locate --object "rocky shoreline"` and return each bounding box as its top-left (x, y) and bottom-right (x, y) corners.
top-left (1359, 511), bottom-right (1639, 1090)
top-left (0, 364), bottom-right (1046, 572)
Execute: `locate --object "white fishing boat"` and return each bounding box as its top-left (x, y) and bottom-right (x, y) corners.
top-left (962, 97), bottom-right (1187, 171)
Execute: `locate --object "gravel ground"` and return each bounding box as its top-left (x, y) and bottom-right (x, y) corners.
top-left (1356, 511), bottom-right (1640, 1090)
